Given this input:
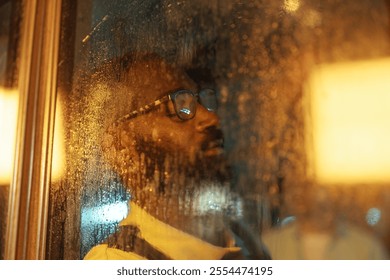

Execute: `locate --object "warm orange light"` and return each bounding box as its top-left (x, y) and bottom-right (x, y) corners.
top-left (0, 89), bottom-right (18, 185)
top-left (305, 57), bottom-right (390, 184)
top-left (0, 88), bottom-right (65, 184)
top-left (283, 0), bottom-right (300, 13)
top-left (52, 97), bottom-right (65, 182)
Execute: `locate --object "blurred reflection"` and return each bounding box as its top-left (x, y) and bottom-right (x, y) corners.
top-left (263, 186), bottom-right (388, 259)
top-left (259, 0), bottom-right (390, 259)
top-left (305, 58), bottom-right (390, 184)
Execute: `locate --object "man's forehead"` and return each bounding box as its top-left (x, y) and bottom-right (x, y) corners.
top-left (125, 57), bottom-right (197, 100)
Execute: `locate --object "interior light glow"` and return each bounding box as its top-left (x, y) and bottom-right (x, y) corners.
top-left (0, 89), bottom-right (65, 184)
top-left (0, 89), bottom-right (18, 185)
top-left (305, 58), bottom-right (390, 184)
top-left (366, 208), bottom-right (381, 226)
top-left (51, 98), bottom-right (65, 182)
top-left (283, 0), bottom-right (300, 13)
top-left (81, 201), bottom-right (129, 225)
top-left (191, 183), bottom-right (243, 216)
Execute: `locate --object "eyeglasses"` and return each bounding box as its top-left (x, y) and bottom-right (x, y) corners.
top-left (115, 88), bottom-right (217, 124)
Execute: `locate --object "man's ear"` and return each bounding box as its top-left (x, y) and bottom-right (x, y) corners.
top-left (101, 123), bottom-right (119, 169)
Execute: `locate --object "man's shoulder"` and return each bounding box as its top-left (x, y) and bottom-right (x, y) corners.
top-left (83, 244), bottom-right (146, 260)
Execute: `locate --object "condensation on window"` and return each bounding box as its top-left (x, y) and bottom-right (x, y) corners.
top-left (47, 0), bottom-right (390, 259)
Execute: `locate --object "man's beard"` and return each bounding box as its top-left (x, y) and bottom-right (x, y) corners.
top-left (116, 136), bottom-right (243, 245)
top-left (134, 136), bottom-right (231, 190)
top-left (124, 136), bottom-right (241, 216)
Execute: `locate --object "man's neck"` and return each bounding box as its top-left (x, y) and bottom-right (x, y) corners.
top-left (138, 201), bottom-right (232, 247)
top-left (135, 182), bottom-right (235, 247)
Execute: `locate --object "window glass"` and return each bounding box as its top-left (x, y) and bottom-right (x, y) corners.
top-left (48, 0), bottom-right (390, 259)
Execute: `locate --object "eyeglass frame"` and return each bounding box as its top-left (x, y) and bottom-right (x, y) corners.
top-left (114, 88), bottom-right (217, 125)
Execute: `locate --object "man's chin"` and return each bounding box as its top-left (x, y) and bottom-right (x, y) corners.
top-left (191, 150), bottom-right (231, 183)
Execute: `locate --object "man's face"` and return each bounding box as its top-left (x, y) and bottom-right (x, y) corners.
top-left (104, 57), bottom-right (228, 185)
top-left (101, 57), bottom-right (239, 236)
top-left (132, 97), bottom-right (224, 163)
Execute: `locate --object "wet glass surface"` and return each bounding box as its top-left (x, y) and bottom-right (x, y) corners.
top-left (47, 0), bottom-right (390, 259)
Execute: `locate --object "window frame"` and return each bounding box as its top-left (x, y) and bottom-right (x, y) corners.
top-left (4, 0), bottom-right (62, 260)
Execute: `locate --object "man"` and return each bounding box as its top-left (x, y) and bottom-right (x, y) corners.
top-left (84, 54), bottom-right (269, 260)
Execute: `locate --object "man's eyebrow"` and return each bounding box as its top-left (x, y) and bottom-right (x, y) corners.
top-left (156, 92), bottom-right (170, 99)
top-left (155, 88), bottom-right (185, 100)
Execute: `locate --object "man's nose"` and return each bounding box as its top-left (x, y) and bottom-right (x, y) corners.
top-left (195, 105), bottom-right (220, 132)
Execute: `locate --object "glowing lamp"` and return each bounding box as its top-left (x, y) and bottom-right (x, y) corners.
top-left (0, 88), bottom-right (65, 185)
top-left (305, 57), bottom-right (390, 185)
top-left (52, 98), bottom-right (65, 182)
top-left (0, 89), bottom-right (18, 185)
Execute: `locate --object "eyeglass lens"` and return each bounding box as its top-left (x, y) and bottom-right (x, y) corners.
top-left (173, 91), bottom-right (197, 120)
top-left (173, 89), bottom-right (217, 120)
top-left (199, 89), bottom-right (217, 112)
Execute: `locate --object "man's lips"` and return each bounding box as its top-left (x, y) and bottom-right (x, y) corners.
top-left (200, 127), bottom-right (224, 155)
top-left (201, 138), bottom-right (224, 157)
top-left (204, 139), bottom-right (224, 150)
